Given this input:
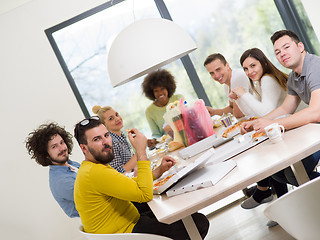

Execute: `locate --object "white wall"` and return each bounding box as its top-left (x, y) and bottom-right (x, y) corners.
top-left (1, 0), bottom-right (320, 239)
top-left (0, 0), bottom-right (106, 239)
top-left (301, 0), bottom-right (320, 41)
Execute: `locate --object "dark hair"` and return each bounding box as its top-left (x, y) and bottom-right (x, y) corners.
top-left (25, 123), bottom-right (73, 166)
top-left (240, 48), bottom-right (288, 97)
top-left (142, 69), bottom-right (176, 101)
top-left (203, 53), bottom-right (227, 66)
top-left (74, 117), bottom-right (102, 145)
top-left (271, 30), bottom-right (300, 45)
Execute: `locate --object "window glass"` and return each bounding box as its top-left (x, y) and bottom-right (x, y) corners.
top-left (52, 0), bottom-right (312, 139)
top-left (163, 0), bottom-right (287, 109)
top-left (293, 0), bottom-right (320, 55)
top-left (53, 0), bottom-right (197, 138)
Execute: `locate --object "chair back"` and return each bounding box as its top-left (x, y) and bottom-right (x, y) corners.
top-left (79, 226), bottom-right (172, 240)
top-left (264, 177), bottom-right (320, 240)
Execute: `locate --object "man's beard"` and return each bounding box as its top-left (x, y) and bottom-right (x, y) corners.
top-left (50, 149), bottom-right (69, 165)
top-left (88, 144), bottom-right (114, 164)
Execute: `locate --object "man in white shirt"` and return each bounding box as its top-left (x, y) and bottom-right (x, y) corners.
top-left (204, 53), bottom-right (250, 118)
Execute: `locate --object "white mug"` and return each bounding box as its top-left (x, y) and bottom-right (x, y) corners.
top-left (264, 123), bottom-right (285, 143)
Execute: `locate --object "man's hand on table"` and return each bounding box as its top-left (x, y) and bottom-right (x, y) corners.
top-left (241, 118), bottom-right (274, 134)
top-left (153, 155), bottom-right (176, 179)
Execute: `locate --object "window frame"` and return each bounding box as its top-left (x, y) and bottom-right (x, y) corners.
top-left (45, 0), bottom-right (318, 118)
top-left (274, 0), bottom-right (317, 54)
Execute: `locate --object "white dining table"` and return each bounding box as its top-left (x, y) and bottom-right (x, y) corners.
top-left (148, 123), bottom-right (320, 239)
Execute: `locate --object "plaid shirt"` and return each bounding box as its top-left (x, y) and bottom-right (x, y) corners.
top-left (109, 131), bottom-right (133, 173)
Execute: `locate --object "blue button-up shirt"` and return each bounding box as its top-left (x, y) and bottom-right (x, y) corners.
top-left (49, 159), bottom-right (80, 218)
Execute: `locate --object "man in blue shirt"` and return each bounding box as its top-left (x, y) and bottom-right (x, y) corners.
top-left (26, 123), bottom-right (80, 218)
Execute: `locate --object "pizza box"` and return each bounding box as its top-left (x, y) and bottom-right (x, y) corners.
top-left (153, 148), bottom-right (216, 194)
top-left (207, 131), bottom-right (268, 165)
top-left (166, 160), bottom-right (237, 197)
top-left (153, 131), bottom-right (267, 195)
top-left (178, 134), bottom-right (233, 159)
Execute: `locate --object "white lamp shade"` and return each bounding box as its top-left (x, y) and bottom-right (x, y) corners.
top-left (107, 18), bottom-right (197, 87)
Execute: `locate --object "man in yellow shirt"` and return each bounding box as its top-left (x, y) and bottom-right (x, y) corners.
top-left (73, 116), bottom-right (209, 239)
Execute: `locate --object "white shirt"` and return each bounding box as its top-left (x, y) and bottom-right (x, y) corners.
top-left (224, 68), bottom-right (250, 102)
top-left (236, 75), bottom-right (286, 117)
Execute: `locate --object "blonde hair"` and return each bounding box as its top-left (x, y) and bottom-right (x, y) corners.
top-left (92, 105), bottom-right (112, 125)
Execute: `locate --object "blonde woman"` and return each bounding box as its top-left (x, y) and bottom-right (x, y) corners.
top-left (92, 105), bottom-right (137, 173)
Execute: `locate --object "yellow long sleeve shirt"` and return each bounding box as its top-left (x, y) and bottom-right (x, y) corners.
top-left (74, 160), bottom-right (153, 234)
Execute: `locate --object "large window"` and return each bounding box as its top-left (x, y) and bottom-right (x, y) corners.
top-left (163, 0), bottom-right (287, 109)
top-left (46, 0), bottom-right (318, 138)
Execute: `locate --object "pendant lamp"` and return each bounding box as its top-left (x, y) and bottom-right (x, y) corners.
top-left (107, 18), bottom-right (197, 87)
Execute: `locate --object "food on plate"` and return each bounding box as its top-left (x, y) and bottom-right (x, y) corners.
top-left (149, 147), bottom-right (167, 164)
top-left (252, 131), bottom-right (266, 139)
top-left (168, 141), bottom-right (184, 152)
top-left (222, 124), bottom-right (240, 138)
top-left (153, 174), bottom-right (175, 190)
top-left (161, 134), bottom-right (170, 143)
top-left (222, 117), bottom-right (258, 138)
top-left (147, 138), bottom-right (159, 149)
top-left (213, 121), bottom-right (221, 128)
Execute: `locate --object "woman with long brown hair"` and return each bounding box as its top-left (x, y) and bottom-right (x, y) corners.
top-left (230, 47), bottom-right (287, 117)
top-left (230, 48), bottom-right (289, 227)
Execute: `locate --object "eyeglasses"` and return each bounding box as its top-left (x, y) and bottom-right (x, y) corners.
top-left (79, 116), bottom-right (100, 127)
top-left (75, 116), bottom-right (101, 143)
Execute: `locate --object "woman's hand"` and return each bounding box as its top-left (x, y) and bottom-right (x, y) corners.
top-left (230, 87), bottom-right (246, 100)
top-left (229, 91), bottom-right (238, 100)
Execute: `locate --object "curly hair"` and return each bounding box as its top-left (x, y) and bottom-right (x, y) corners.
top-left (25, 123), bottom-right (73, 166)
top-left (142, 69), bottom-right (176, 101)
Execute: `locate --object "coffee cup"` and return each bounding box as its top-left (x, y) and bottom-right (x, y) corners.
top-left (264, 123), bottom-right (285, 143)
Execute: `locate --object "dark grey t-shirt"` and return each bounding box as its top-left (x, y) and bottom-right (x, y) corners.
top-left (287, 52), bottom-right (320, 105)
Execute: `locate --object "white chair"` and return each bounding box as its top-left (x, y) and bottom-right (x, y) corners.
top-left (264, 177), bottom-right (320, 240)
top-left (79, 226), bottom-right (172, 240)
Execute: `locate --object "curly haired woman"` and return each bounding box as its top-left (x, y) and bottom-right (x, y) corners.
top-left (142, 69), bottom-right (184, 139)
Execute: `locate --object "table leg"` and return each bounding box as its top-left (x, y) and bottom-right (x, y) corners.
top-left (182, 215), bottom-right (202, 240)
top-left (290, 161), bottom-right (310, 185)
